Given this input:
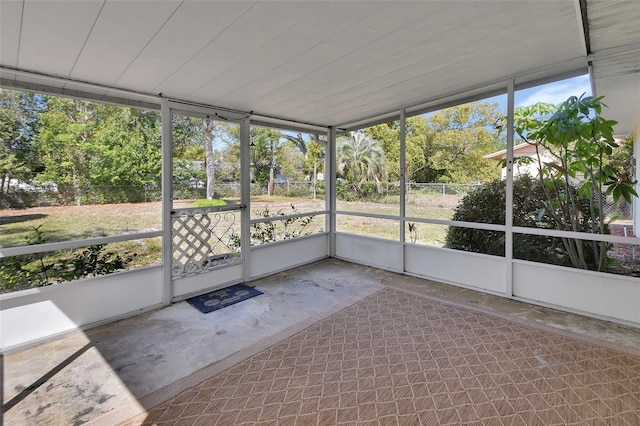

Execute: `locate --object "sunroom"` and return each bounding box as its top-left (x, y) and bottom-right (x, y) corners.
top-left (1, 0), bottom-right (639, 424)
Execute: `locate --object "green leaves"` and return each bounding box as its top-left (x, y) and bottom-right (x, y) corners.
top-left (509, 93), bottom-right (634, 272)
top-left (336, 132), bottom-right (387, 189)
top-left (605, 179), bottom-right (638, 203)
top-left (34, 97), bottom-right (162, 201)
top-left (245, 204), bottom-right (314, 246)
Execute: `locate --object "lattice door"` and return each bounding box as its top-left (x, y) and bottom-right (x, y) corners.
top-left (171, 208), bottom-right (241, 279)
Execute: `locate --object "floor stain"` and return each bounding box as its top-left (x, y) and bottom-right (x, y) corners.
top-left (71, 406), bottom-right (93, 426)
top-left (35, 402), bottom-right (51, 416)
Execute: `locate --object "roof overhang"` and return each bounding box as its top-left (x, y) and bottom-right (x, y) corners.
top-left (586, 0), bottom-right (640, 136)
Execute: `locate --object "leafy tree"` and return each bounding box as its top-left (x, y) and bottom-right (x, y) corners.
top-left (35, 97), bottom-right (161, 203)
top-left (364, 105), bottom-right (502, 184)
top-left (172, 115), bottom-right (205, 159)
top-left (0, 89), bottom-right (44, 196)
top-left (202, 117), bottom-right (218, 199)
top-left (424, 102), bottom-right (502, 183)
top-left (277, 141), bottom-right (306, 182)
top-left (173, 158), bottom-right (206, 196)
top-left (512, 94), bottom-right (637, 272)
top-left (608, 135), bottom-right (635, 190)
top-left (282, 132), bottom-right (326, 157)
top-left (336, 132), bottom-right (388, 190)
top-left (88, 104), bottom-right (161, 189)
top-left (173, 116), bottom-right (243, 199)
top-left (365, 118), bottom-right (427, 183)
top-left (249, 126), bottom-right (282, 194)
top-left (35, 97), bottom-right (97, 202)
top-left (304, 139), bottom-right (325, 178)
top-left (215, 138), bottom-right (241, 184)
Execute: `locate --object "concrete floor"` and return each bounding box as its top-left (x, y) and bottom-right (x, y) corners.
top-left (2, 259), bottom-right (640, 425)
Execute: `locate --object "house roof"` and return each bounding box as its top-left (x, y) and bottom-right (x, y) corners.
top-left (484, 143), bottom-right (539, 161)
top-left (0, 1), bottom-right (637, 133)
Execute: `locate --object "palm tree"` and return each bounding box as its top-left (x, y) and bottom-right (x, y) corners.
top-left (336, 132), bottom-right (388, 190)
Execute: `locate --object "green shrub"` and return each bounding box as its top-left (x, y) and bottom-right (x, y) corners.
top-left (445, 175), bottom-right (610, 269)
top-left (229, 204), bottom-right (314, 250)
top-left (335, 179), bottom-right (385, 202)
top-left (0, 224), bottom-right (134, 293)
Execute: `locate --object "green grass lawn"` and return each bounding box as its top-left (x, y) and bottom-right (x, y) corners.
top-left (0, 196), bottom-right (456, 251)
top-left (1, 193), bottom-right (637, 293)
top-left (0, 194), bottom-right (456, 293)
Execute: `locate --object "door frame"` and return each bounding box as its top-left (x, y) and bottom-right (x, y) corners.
top-left (161, 99), bottom-right (250, 304)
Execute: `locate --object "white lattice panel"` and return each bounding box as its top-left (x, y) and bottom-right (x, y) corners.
top-left (171, 208), bottom-right (241, 279)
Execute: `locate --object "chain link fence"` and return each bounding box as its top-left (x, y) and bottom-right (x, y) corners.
top-left (406, 183), bottom-right (482, 209)
top-left (1, 181), bottom-right (634, 221)
top-left (603, 196), bottom-right (632, 221)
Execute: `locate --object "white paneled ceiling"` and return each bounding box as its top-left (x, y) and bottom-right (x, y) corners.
top-left (0, 0), bottom-right (637, 132)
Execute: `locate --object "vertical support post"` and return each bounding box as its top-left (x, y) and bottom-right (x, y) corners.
top-left (313, 162), bottom-right (317, 200)
top-left (327, 126), bottom-right (337, 257)
top-left (240, 117), bottom-right (251, 281)
top-left (161, 98), bottom-right (173, 305)
top-left (399, 110), bottom-right (407, 259)
top-left (505, 79), bottom-right (515, 297)
top-left (634, 130), bottom-right (640, 240)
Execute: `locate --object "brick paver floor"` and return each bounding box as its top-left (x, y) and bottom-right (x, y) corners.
top-left (122, 288), bottom-right (640, 425)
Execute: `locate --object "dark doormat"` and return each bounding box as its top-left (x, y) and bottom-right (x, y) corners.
top-left (186, 284), bottom-right (263, 314)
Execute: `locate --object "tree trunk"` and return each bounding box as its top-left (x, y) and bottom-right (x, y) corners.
top-left (203, 118), bottom-right (216, 200)
top-left (268, 162), bottom-right (275, 196)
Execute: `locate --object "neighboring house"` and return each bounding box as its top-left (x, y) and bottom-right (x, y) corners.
top-left (486, 142), bottom-right (635, 222)
top-left (4, 179), bottom-right (58, 193)
top-left (485, 142), bottom-right (553, 180)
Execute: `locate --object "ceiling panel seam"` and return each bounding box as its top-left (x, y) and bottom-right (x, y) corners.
top-left (14, 0), bottom-right (25, 66)
top-left (253, 9), bottom-right (578, 117)
top-left (185, 0), bottom-right (330, 99)
top-left (334, 65), bottom-right (587, 130)
top-left (68, 0), bottom-right (106, 79)
top-left (113, 0), bottom-right (185, 85)
top-left (243, 3), bottom-right (444, 113)
top-left (304, 53), bottom-right (588, 123)
top-left (214, 1), bottom-right (388, 103)
top-left (0, 66), bottom-right (329, 131)
top-left (149, 1), bottom-right (259, 95)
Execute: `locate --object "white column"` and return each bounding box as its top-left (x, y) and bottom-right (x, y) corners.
top-left (240, 118), bottom-right (251, 281)
top-left (399, 110), bottom-right (407, 270)
top-left (160, 98), bottom-right (173, 305)
top-left (327, 126), bottom-right (337, 257)
top-left (505, 79), bottom-right (515, 297)
top-left (634, 128), bottom-right (640, 236)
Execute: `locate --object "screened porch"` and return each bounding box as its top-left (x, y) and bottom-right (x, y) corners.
top-left (1, 0), bottom-right (639, 424)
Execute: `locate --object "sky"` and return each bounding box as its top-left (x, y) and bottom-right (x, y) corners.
top-left (417, 74), bottom-right (593, 123)
top-left (482, 74), bottom-right (593, 113)
top-left (515, 74), bottom-right (592, 108)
